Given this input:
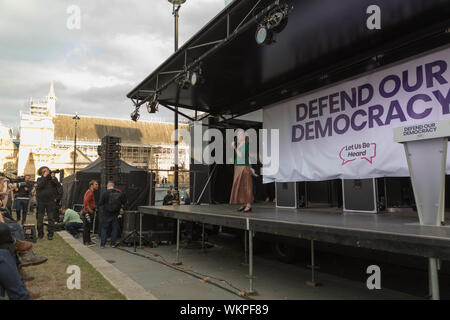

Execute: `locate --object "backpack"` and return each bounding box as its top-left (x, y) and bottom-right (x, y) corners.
top-left (106, 190), bottom-right (122, 213)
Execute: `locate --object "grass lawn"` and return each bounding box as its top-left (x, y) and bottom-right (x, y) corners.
top-left (23, 214), bottom-right (126, 300)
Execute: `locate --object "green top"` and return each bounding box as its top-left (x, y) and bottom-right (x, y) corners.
top-left (64, 209), bottom-right (83, 224)
top-left (234, 142), bottom-right (250, 166)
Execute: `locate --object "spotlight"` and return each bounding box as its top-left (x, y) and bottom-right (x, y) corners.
top-left (177, 68), bottom-right (204, 89)
top-left (177, 73), bottom-right (191, 89)
top-left (130, 107), bottom-right (140, 122)
top-left (255, 25), bottom-right (273, 45)
top-left (147, 94), bottom-right (159, 113)
top-left (190, 67), bottom-right (203, 86)
top-left (255, 3), bottom-right (290, 46)
top-left (190, 71), bottom-right (199, 86)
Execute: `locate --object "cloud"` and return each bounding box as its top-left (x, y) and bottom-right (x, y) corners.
top-left (0, 0), bottom-right (225, 130)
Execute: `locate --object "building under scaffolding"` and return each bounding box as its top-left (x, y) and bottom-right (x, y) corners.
top-left (16, 82), bottom-right (190, 183)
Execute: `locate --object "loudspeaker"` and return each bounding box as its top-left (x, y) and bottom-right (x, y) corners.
top-left (121, 211), bottom-right (149, 244)
top-left (276, 182), bottom-right (298, 208)
top-left (342, 179), bottom-right (378, 213)
top-left (148, 172), bottom-right (156, 206)
top-left (122, 211), bottom-right (152, 232)
top-left (190, 164), bottom-right (212, 204)
top-left (121, 211), bottom-right (175, 243)
top-left (190, 120), bottom-right (212, 204)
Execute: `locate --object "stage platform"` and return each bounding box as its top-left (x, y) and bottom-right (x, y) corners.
top-left (139, 203), bottom-right (450, 260)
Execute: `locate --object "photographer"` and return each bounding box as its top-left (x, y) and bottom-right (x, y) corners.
top-left (13, 175), bottom-right (33, 225)
top-left (35, 167), bottom-right (62, 240)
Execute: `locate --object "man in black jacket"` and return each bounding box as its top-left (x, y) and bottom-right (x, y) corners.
top-left (98, 181), bottom-right (127, 248)
top-left (13, 175), bottom-right (33, 225)
top-left (35, 167), bottom-right (62, 240)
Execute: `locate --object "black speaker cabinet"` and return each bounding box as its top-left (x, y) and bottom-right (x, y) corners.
top-left (275, 182), bottom-right (308, 208)
top-left (121, 211), bottom-right (175, 243)
top-left (342, 179), bottom-right (378, 213)
top-left (276, 182), bottom-right (297, 208)
top-left (190, 119), bottom-right (212, 204)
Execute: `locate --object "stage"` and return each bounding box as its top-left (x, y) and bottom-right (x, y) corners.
top-left (139, 204), bottom-right (450, 260)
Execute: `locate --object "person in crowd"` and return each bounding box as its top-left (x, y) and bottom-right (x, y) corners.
top-left (14, 175), bottom-right (33, 225)
top-left (0, 209), bottom-right (47, 270)
top-left (163, 189), bottom-right (174, 205)
top-left (184, 191), bottom-right (191, 205)
top-left (230, 129), bottom-right (253, 212)
top-left (6, 182), bottom-right (14, 214)
top-left (36, 167), bottom-right (61, 240)
top-left (98, 181), bottom-right (127, 248)
top-left (29, 184), bottom-right (37, 215)
top-left (50, 172), bottom-right (63, 221)
top-left (0, 177), bottom-right (9, 208)
top-left (60, 207), bottom-right (83, 239)
top-left (0, 248), bottom-right (33, 300)
top-left (0, 215), bottom-right (43, 299)
top-left (82, 180), bottom-right (98, 247)
top-left (1, 208), bottom-right (25, 241)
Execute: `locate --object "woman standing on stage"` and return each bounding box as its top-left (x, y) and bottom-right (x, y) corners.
top-left (230, 130), bottom-right (253, 212)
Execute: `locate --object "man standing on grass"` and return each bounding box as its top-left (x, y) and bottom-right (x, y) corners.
top-left (14, 175), bottom-right (33, 225)
top-left (82, 180), bottom-right (98, 247)
top-left (36, 167), bottom-right (61, 240)
top-left (98, 181), bottom-right (127, 248)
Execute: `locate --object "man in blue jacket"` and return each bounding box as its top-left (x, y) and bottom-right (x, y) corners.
top-left (0, 223), bottom-right (32, 300)
top-left (98, 181), bottom-right (127, 248)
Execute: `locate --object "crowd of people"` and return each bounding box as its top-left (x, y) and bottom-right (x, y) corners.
top-left (0, 166), bottom-right (128, 300)
top-left (0, 133), bottom-right (271, 300)
top-left (0, 206), bottom-right (48, 299)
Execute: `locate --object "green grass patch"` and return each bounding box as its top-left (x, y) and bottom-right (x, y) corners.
top-left (24, 215), bottom-right (126, 300)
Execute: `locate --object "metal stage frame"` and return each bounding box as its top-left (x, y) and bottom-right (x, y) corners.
top-left (127, 0), bottom-right (450, 298)
top-left (138, 203), bottom-right (450, 296)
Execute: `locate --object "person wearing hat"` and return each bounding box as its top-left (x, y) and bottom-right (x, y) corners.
top-left (35, 166), bottom-right (61, 240)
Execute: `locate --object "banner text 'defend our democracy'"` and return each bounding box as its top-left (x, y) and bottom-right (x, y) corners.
top-left (292, 60), bottom-right (450, 142)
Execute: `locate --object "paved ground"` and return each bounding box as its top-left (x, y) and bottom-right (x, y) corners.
top-left (77, 231), bottom-right (421, 300)
top-left (60, 231), bottom-right (156, 300)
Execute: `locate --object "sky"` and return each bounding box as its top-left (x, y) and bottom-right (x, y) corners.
top-left (0, 0), bottom-right (227, 131)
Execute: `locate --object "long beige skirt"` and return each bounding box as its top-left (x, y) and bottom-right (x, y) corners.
top-left (229, 166), bottom-right (254, 204)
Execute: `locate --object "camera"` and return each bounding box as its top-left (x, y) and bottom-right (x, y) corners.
top-left (51, 169), bottom-right (61, 174)
top-left (15, 182), bottom-right (27, 188)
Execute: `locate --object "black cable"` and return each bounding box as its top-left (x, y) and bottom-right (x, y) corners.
top-left (116, 246), bottom-right (254, 300)
top-left (143, 243), bottom-right (246, 294)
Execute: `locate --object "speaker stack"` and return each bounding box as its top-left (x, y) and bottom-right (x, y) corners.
top-left (98, 136), bottom-right (123, 189)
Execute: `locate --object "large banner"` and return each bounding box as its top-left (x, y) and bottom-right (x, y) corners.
top-left (263, 46), bottom-right (450, 182)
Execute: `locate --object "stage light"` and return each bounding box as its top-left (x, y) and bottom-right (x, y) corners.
top-left (168, 0), bottom-right (186, 5)
top-left (190, 67), bottom-right (204, 86)
top-left (177, 67), bottom-right (203, 89)
top-left (190, 71), bottom-right (199, 86)
top-left (130, 107), bottom-right (140, 121)
top-left (255, 25), bottom-right (273, 45)
top-left (147, 94), bottom-right (159, 113)
top-left (255, 3), bottom-right (290, 46)
top-left (177, 72), bottom-right (191, 89)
